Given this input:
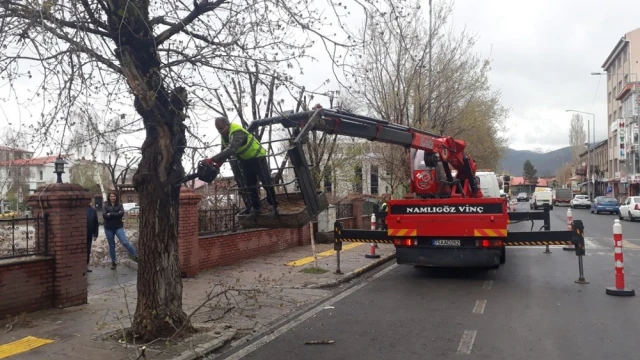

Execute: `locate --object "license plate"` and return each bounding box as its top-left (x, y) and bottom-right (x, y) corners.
top-left (432, 239), bottom-right (461, 246)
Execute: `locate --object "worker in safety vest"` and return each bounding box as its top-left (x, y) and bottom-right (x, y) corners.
top-left (379, 195), bottom-right (390, 230)
top-left (204, 117), bottom-right (278, 219)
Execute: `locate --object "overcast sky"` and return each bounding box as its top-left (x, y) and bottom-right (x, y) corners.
top-left (2, 0), bottom-right (640, 157)
top-left (297, 0), bottom-right (640, 152)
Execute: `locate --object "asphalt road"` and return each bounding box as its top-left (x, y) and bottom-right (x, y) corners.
top-left (216, 202), bottom-right (640, 360)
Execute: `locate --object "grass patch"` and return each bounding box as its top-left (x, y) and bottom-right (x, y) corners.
top-left (300, 266), bottom-right (329, 274)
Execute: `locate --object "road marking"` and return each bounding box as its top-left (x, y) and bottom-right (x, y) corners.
top-left (623, 240), bottom-right (640, 250)
top-left (372, 263), bottom-right (398, 280)
top-left (222, 263), bottom-right (398, 360)
top-left (285, 243), bottom-right (363, 266)
top-left (456, 330), bottom-right (477, 355)
top-left (482, 280), bottom-right (492, 289)
top-left (0, 336), bottom-right (54, 359)
top-left (472, 300), bottom-right (486, 314)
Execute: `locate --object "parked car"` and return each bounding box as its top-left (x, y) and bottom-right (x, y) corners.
top-left (590, 196), bottom-right (620, 215)
top-left (516, 192), bottom-right (529, 202)
top-left (618, 196), bottom-right (640, 221)
top-left (571, 195), bottom-right (591, 209)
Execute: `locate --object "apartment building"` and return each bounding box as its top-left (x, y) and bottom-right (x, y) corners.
top-left (601, 27), bottom-right (640, 198)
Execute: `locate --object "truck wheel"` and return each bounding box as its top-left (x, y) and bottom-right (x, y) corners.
top-left (500, 246), bottom-right (506, 264)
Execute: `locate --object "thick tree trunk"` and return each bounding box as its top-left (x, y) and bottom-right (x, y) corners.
top-left (131, 120), bottom-right (192, 341)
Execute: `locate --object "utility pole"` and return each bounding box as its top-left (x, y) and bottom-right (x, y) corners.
top-left (427, 0), bottom-right (433, 129)
top-left (587, 119), bottom-right (591, 200)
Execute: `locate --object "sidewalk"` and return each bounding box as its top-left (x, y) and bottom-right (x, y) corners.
top-left (0, 242), bottom-right (395, 359)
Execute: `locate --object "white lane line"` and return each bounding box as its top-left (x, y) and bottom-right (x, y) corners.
top-left (472, 300), bottom-right (486, 314)
top-left (222, 263), bottom-right (398, 360)
top-left (482, 280), bottom-right (493, 289)
top-left (456, 330), bottom-right (477, 355)
top-left (372, 263), bottom-right (398, 280)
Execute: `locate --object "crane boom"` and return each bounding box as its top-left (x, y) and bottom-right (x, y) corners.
top-left (248, 107), bottom-right (480, 199)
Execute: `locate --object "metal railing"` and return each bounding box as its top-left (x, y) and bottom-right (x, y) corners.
top-left (336, 203), bottom-right (353, 219)
top-left (362, 201), bottom-right (377, 216)
top-left (198, 208), bottom-right (242, 236)
top-left (0, 214), bottom-right (49, 260)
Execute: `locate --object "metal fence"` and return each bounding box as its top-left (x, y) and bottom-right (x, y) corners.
top-left (198, 208), bottom-right (242, 236)
top-left (0, 214), bottom-right (49, 260)
top-left (336, 203), bottom-right (353, 219)
top-left (362, 201), bottom-right (377, 216)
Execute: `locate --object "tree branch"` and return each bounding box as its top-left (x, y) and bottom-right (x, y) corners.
top-left (154, 0), bottom-right (227, 46)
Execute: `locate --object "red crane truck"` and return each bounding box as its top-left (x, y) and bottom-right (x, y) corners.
top-left (188, 108), bottom-right (585, 269)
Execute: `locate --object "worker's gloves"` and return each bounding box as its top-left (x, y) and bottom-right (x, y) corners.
top-left (197, 159), bottom-right (221, 183)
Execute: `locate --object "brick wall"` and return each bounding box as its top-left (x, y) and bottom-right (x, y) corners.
top-left (198, 225), bottom-right (310, 271)
top-left (0, 257), bottom-right (54, 318)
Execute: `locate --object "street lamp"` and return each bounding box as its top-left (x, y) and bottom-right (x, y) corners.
top-left (54, 156), bottom-right (66, 184)
top-left (566, 110), bottom-right (596, 200)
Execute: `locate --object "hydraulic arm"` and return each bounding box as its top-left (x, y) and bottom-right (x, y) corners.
top-left (249, 107), bottom-right (481, 200)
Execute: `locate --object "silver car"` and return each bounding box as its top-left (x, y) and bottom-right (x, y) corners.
top-left (571, 195), bottom-right (591, 209)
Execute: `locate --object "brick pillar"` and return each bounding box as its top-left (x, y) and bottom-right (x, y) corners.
top-left (27, 183), bottom-right (90, 308)
top-left (178, 187), bottom-right (202, 278)
top-left (352, 199), bottom-right (364, 229)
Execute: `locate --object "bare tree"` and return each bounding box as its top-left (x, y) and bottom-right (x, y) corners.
top-left (0, 128), bottom-right (32, 212)
top-left (570, 113), bottom-right (587, 165)
top-left (0, 0), bottom-right (403, 340)
top-left (349, 0), bottom-right (508, 180)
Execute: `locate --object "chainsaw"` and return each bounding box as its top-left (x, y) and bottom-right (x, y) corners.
top-left (173, 160), bottom-right (221, 187)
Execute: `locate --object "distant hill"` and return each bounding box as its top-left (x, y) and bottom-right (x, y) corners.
top-left (500, 146), bottom-right (573, 177)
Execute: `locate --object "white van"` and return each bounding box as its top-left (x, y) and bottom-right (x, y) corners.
top-left (475, 172), bottom-right (502, 198)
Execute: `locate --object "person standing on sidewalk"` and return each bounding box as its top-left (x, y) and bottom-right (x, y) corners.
top-left (86, 200), bottom-right (99, 272)
top-left (103, 192), bottom-right (138, 270)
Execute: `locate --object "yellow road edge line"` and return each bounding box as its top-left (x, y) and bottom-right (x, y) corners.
top-left (285, 243), bottom-right (364, 267)
top-left (0, 336), bottom-right (54, 359)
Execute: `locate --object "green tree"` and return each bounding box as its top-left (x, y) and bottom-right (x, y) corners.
top-left (70, 163), bottom-right (100, 191)
top-left (523, 160), bottom-right (538, 187)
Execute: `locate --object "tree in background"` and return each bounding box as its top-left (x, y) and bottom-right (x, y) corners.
top-left (0, 129), bottom-right (32, 212)
top-left (348, 0), bottom-right (508, 184)
top-left (522, 160), bottom-right (538, 189)
top-left (555, 162), bottom-right (573, 189)
top-left (569, 113), bottom-right (587, 165)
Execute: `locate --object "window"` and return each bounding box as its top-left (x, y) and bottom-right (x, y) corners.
top-left (39, 170), bottom-right (43, 180)
top-left (128, 196), bottom-right (133, 202)
top-left (370, 165), bottom-right (379, 195)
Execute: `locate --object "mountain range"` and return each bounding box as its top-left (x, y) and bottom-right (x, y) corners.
top-left (499, 146), bottom-right (573, 178)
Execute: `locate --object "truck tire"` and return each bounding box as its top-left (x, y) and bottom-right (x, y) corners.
top-left (500, 246), bottom-right (506, 264)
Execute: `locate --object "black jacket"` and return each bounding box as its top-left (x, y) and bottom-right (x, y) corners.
top-left (102, 203), bottom-right (125, 230)
top-left (86, 207), bottom-right (99, 237)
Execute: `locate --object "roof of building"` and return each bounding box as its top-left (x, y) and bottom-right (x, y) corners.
top-left (0, 154), bottom-right (71, 167)
top-left (0, 145), bottom-right (31, 152)
top-left (510, 176), bottom-right (549, 186)
top-left (579, 140), bottom-right (608, 157)
top-left (601, 27), bottom-right (640, 69)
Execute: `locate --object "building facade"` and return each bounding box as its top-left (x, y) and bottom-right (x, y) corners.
top-left (601, 27), bottom-right (640, 198)
top-left (577, 140), bottom-right (608, 197)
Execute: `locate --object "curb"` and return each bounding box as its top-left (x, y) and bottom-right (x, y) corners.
top-left (172, 325), bottom-right (237, 360)
top-left (306, 251), bottom-right (396, 289)
top-left (122, 259), bottom-right (138, 270)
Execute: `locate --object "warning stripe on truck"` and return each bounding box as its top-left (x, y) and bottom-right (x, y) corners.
top-left (388, 229), bottom-right (418, 237)
top-left (474, 229), bottom-right (508, 237)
